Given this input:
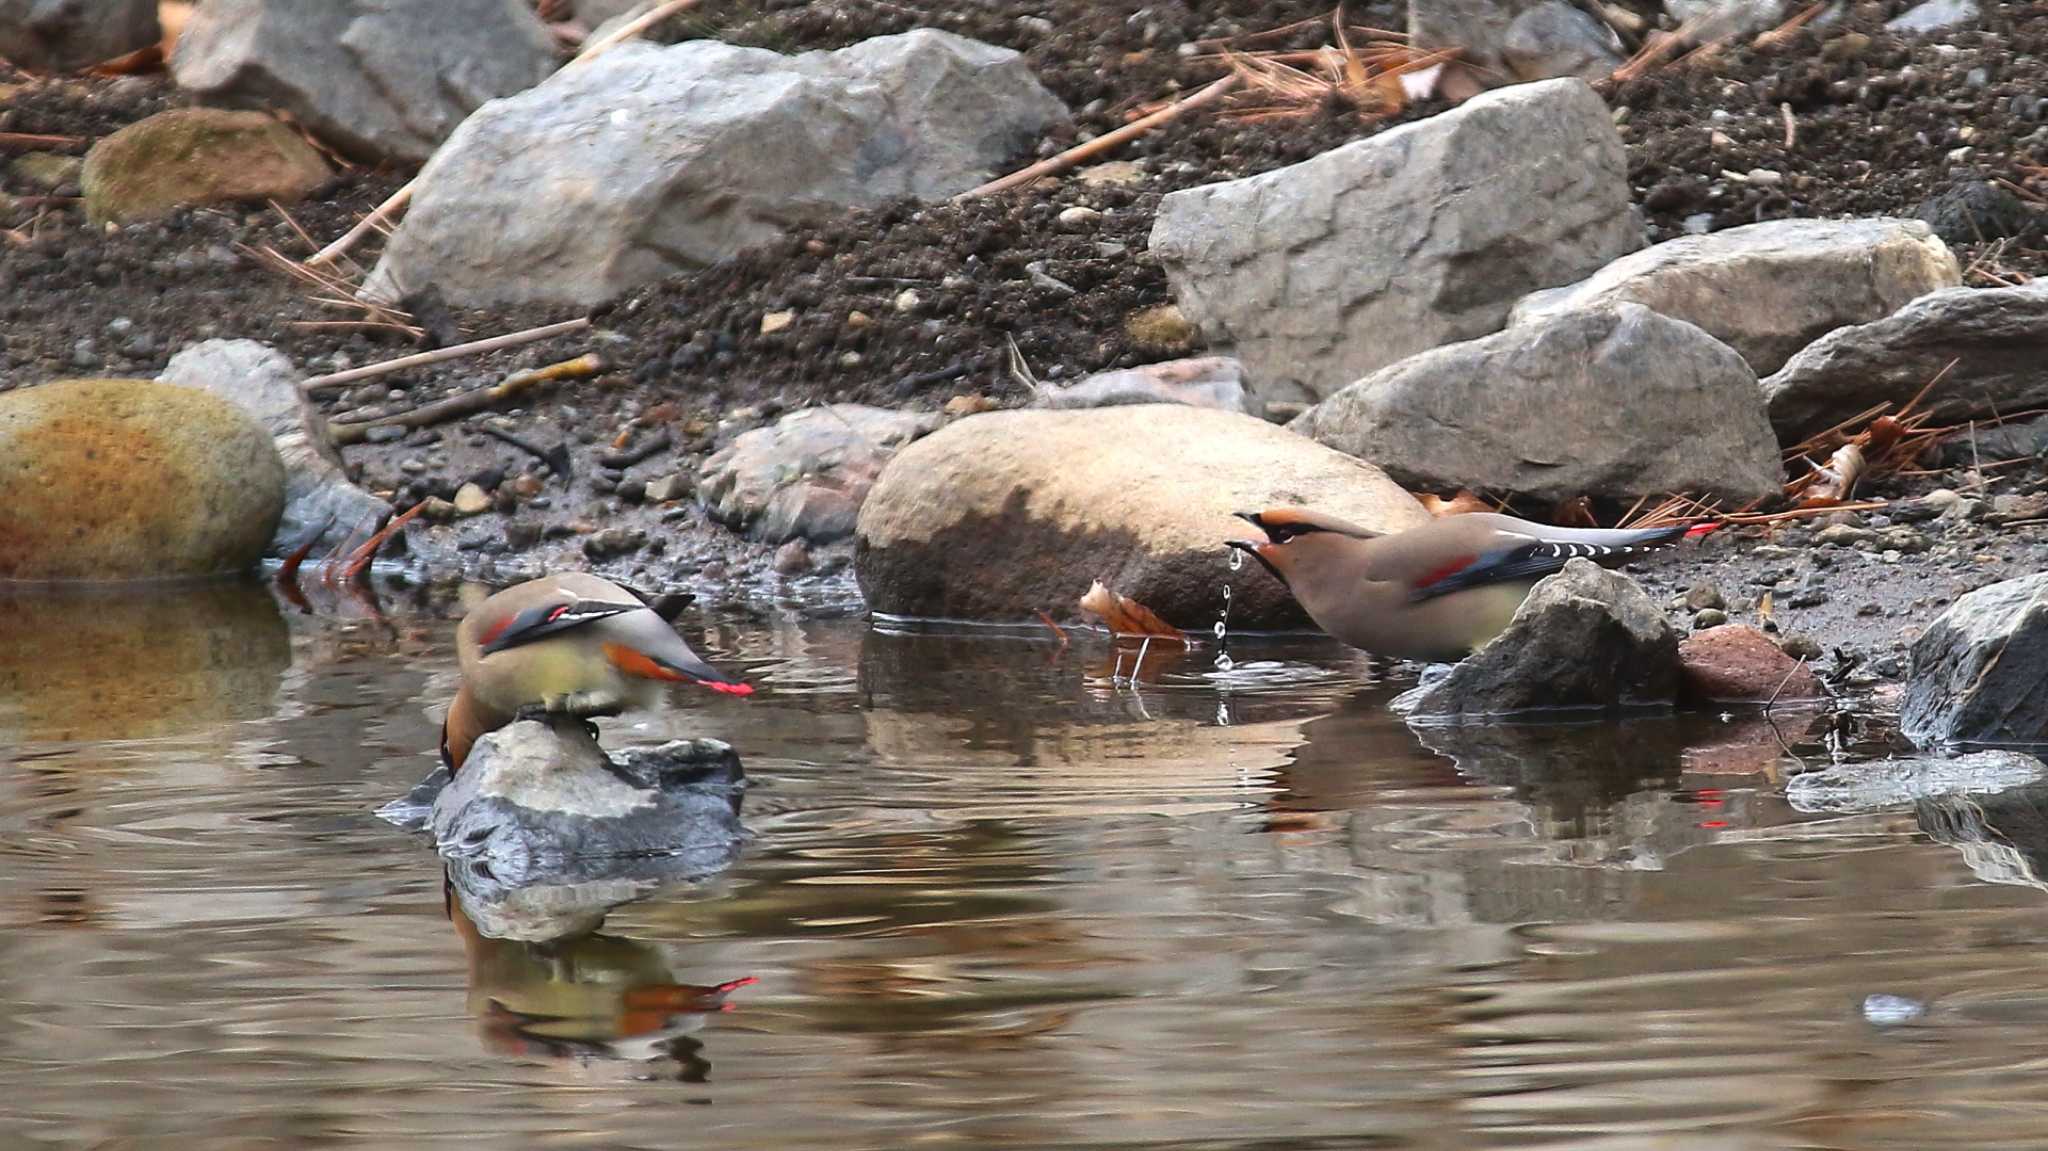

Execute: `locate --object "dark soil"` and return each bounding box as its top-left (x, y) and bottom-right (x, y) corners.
top-left (3, 0), bottom-right (2045, 643)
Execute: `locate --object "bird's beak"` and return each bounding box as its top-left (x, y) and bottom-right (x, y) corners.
top-left (1226, 538), bottom-right (1284, 583)
top-left (1233, 511), bottom-right (1270, 540)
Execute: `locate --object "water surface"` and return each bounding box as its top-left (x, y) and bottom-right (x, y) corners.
top-left (6, 580), bottom-right (2048, 1149)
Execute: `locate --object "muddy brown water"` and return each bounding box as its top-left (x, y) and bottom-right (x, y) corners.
top-left (6, 579), bottom-right (2048, 1149)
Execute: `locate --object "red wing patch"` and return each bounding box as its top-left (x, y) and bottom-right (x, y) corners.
top-left (604, 642), bottom-right (687, 681)
top-left (1413, 554), bottom-right (1479, 592)
top-left (478, 615), bottom-right (515, 648)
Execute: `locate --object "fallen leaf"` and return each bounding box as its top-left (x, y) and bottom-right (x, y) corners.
top-left (1078, 580), bottom-right (1188, 645)
top-left (1796, 442), bottom-right (1865, 507)
top-left (1551, 495), bottom-right (1599, 527)
top-left (1417, 489), bottom-right (1491, 517)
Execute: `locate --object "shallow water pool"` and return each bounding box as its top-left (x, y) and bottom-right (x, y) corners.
top-left (5, 579), bottom-right (2048, 1150)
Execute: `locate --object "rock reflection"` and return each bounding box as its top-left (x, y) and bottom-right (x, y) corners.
top-left (0, 578), bottom-right (290, 743)
top-left (1918, 780), bottom-right (2048, 893)
top-left (438, 748), bottom-right (754, 1072)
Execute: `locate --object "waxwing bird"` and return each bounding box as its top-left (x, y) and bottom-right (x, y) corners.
top-left (1228, 507), bottom-right (1711, 664)
top-left (444, 573), bottom-right (751, 770)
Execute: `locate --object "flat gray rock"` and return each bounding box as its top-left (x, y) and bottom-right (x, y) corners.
top-left (1902, 572), bottom-right (2048, 747)
top-left (1028, 357), bottom-right (1256, 415)
top-left (1763, 282), bottom-right (2048, 441)
top-left (1786, 751), bottom-right (2046, 814)
top-left (362, 30), bottom-right (1067, 308)
top-left (1296, 303), bottom-right (1782, 504)
top-left (1510, 217), bottom-right (1961, 376)
top-left (160, 339), bottom-right (390, 556)
top-left (1887, 0), bottom-right (1980, 33)
top-left (1400, 559), bottom-right (1680, 720)
top-left (1148, 77), bottom-right (1639, 408)
top-left (169, 0), bottom-right (557, 164)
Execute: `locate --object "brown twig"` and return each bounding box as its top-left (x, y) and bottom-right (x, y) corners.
top-left (327, 354), bottom-right (604, 443)
top-left (299, 318), bottom-right (592, 394)
top-left (0, 131), bottom-right (85, 150)
top-left (961, 74), bottom-right (1243, 199)
top-left (306, 0), bottom-right (707, 268)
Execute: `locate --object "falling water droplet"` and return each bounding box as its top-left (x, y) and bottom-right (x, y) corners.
top-left (1212, 620), bottom-right (1227, 639)
top-left (1228, 548), bottom-right (1245, 572)
top-left (1214, 652), bottom-right (1234, 672)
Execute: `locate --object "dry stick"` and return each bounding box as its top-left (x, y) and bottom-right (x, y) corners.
top-left (306, 0), bottom-right (708, 267)
top-left (299, 317), bottom-right (591, 394)
top-left (960, 73), bottom-right (1243, 200)
top-left (0, 131), bottom-right (85, 149)
top-left (328, 354), bottom-right (605, 443)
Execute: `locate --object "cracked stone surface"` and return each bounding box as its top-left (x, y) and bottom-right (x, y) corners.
top-left (362, 30), bottom-right (1069, 308)
top-left (1147, 77), bottom-right (1640, 408)
top-left (169, 0), bottom-right (558, 164)
top-left (1293, 302), bottom-right (1782, 504)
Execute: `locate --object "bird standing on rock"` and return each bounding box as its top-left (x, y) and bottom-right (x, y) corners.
top-left (444, 573), bottom-right (752, 771)
top-left (1228, 508), bottom-right (1712, 663)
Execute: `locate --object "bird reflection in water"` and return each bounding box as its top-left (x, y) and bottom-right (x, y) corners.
top-left (445, 873), bottom-right (754, 1078)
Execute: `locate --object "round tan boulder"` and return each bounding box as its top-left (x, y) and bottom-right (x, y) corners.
top-left (0, 379), bottom-right (286, 580)
top-left (82, 107), bottom-right (332, 225)
top-left (854, 404), bottom-right (1431, 628)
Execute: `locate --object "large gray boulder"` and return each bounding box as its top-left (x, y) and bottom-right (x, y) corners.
top-left (1510, 218), bottom-right (1961, 376)
top-left (1762, 283), bottom-right (2048, 441)
top-left (363, 31), bottom-right (1068, 308)
top-left (0, 0), bottom-right (157, 72)
top-left (1147, 77), bottom-right (1639, 408)
top-left (0, 379), bottom-right (284, 581)
top-left (169, 0), bottom-right (558, 165)
top-left (854, 404), bottom-right (1431, 628)
top-left (159, 340), bottom-right (391, 556)
top-left (1412, 0), bottom-right (1624, 87)
top-left (1295, 303), bottom-right (1782, 504)
top-left (430, 719), bottom-right (747, 890)
top-left (1401, 559), bottom-right (1680, 719)
top-left (699, 404), bottom-right (938, 545)
top-left (1902, 573), bottom-right (2048, 747)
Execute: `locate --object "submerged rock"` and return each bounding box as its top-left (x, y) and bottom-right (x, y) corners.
top-left (170, 0), bottom-right (557, 164)
top-left (1402, 559), bottom-right (1679, 719)
top-left (699, 404), bottom-right (938, 545)
top-left (855, 404), bottom-right (1429, 628)
top-left (1295, 303), bottom-right (1781, 504)
top-left (81, 108), bottom-right (331, 225)
top-left (1901, 573), bottom-right (2048, 746)
top-left (1762, 282), bottom-right (2048, 441)
top-left (0, 0), bottom-right (158, 73)
top-left (0, 379), bottom-right (284, 580)
top-left (159, 339), bottom-right (390, 557)
top-left (1148, 77), bottom-right (1639, 407)
top-left (1510, 218), bottom-right (1961, 375)
top-left (363, 30), bottom-right (1068, 307)
top-left (426, 720), bottom-right (747, 891)
top-left (1786, 750), bottom-right (2046, 813)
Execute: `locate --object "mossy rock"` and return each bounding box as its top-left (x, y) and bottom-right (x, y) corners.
top-left (0, 378), bottom-right (286, 580)
top-left (81, 107), bottom-right (331, 224)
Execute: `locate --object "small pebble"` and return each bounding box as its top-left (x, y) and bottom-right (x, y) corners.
top-left (1057, 206), bottom-right (1103, 230)
top-left (1693, 608), bottom-right (1729, 629)
top-left (893, 289), bottom-right (922, 314)
top-left (774, 539), bottom-right (812, 575)
top-left (760, 310), bottom-right (796, 335)
top-left (452, 482), bottom-right (490, 516)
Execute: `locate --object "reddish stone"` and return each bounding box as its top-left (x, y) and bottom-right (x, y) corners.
top-left (1679, 624), bottom-right (1824, 702)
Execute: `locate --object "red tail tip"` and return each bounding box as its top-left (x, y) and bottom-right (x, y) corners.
top-left (1684, 521), bottom-right (1722, 539)
top-left (701, 680), bottom-right (755, 696)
